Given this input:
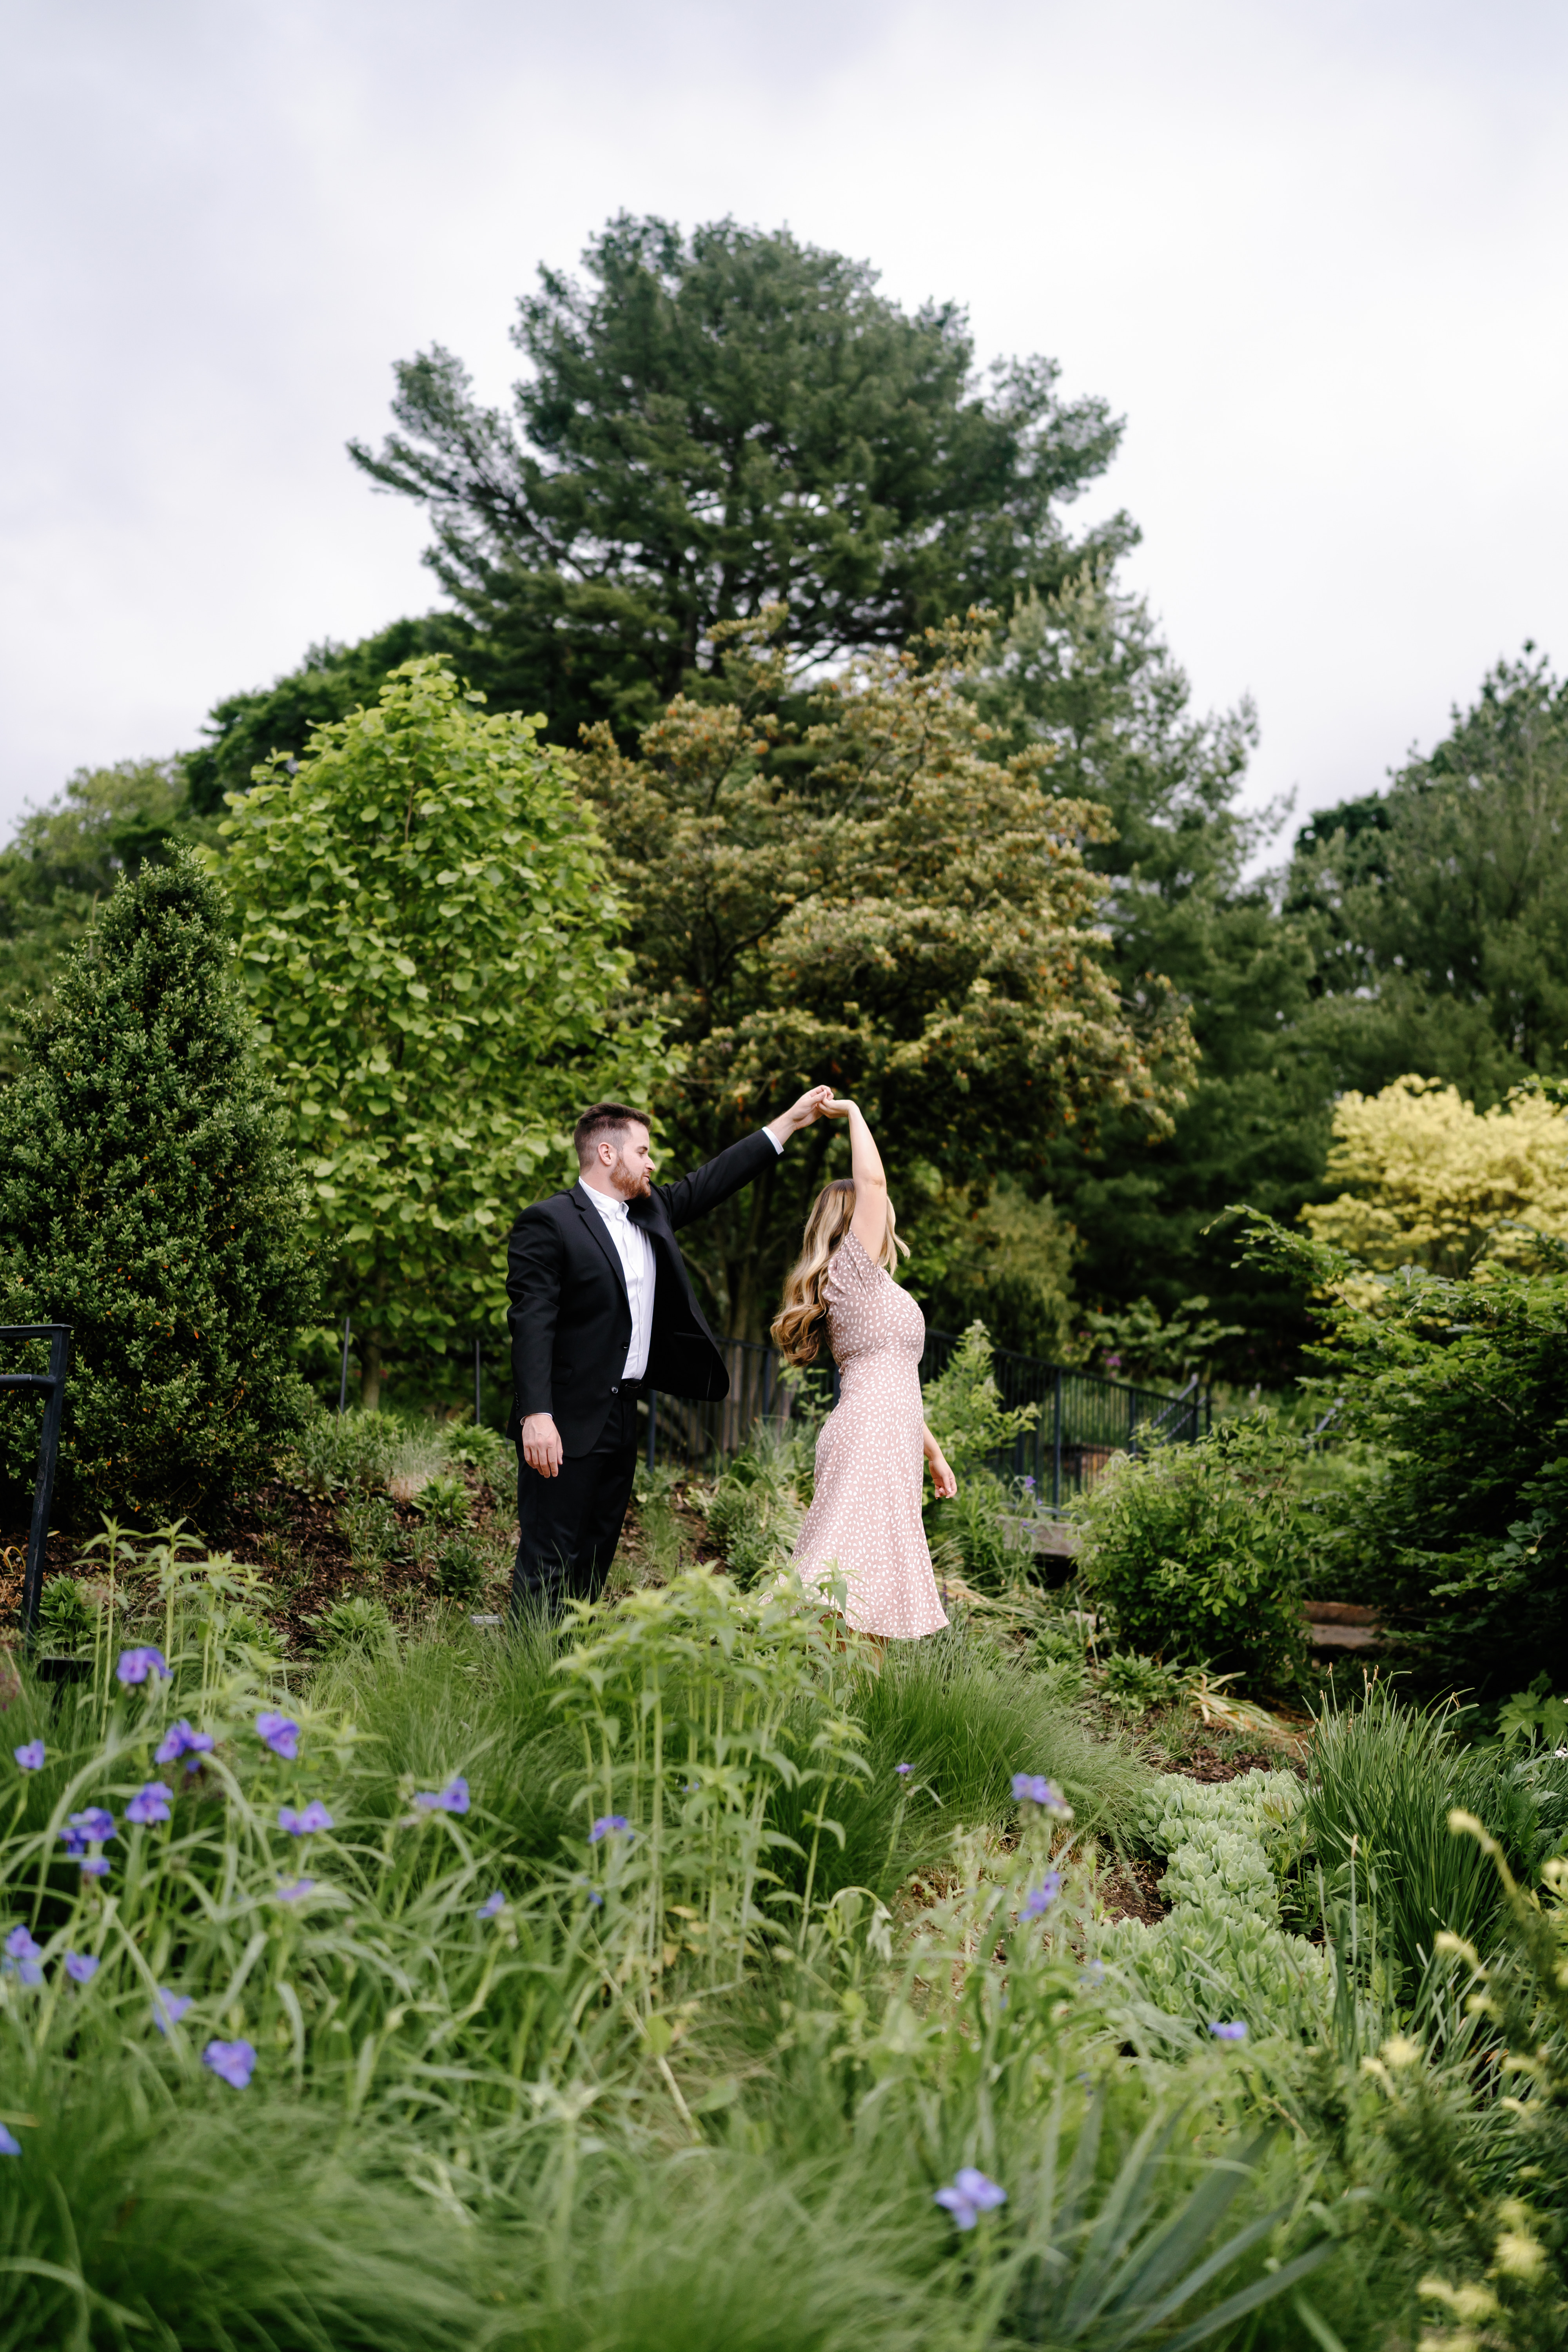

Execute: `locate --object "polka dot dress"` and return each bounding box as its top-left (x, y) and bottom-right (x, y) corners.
top-left (790, 1231), bottom-right (949, 1640)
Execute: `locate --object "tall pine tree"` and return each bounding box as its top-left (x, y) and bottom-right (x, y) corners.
top-left (0, 846), bottom-right (316, 1528)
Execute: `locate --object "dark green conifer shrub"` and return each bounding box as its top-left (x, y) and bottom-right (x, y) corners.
top-left (0, 846), bottom-right (315, 1526)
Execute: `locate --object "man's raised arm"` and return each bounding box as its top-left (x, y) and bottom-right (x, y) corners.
top-left (659, 1087), bottom-right (833, 1230)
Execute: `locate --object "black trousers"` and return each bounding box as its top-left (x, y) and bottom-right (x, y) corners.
top-left (511, 1388), bottom-right (641, 1618)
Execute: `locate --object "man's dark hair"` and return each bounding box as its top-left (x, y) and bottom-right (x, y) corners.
top-left (573, 1101), bottom-right (650, 1165)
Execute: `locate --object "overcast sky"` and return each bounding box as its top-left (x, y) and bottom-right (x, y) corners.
top-left (4, 0), bottom-right (1566, 854)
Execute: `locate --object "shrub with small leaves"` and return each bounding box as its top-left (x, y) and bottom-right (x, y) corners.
top-left (431, 1537), bottom-right (487, 1604)
top-left (309, 1594), bottom-right (395, 1657)
top-left (36, 1576), bottom-right (96, 1657)
top-left (0, 846), bottom-right (316, 1525)
top-left (414, 1472), bottom-right (470, 1529)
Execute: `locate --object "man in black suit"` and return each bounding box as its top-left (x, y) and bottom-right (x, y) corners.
top-left (506, 1088), bottom-right (831, 1615)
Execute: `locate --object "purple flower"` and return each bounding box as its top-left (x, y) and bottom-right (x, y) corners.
top-left (1022, 1873), bottom-right (1063, 1919)
top-left (414, 1777), bottom-right (470, 1815)
top-left (13, 1740), bottom-right (44, 1772)
top-left (934, 2167), bottom-right (1007, 2230)
top-left (0, 2124), bottom-right (19, 2156)
top-left (1021, 1476), bottom-right (1036, 1493)
top-left (63, 1951), bottom-right (98, 1984)
top-left (255, 1711), bottom-right (299, 1761)
top-left (895, 1761), bottom-right (913, 1776)
top-left (1105, 1353), bottom-right (1123, 1370)
top-left (476, 1890), bottom-right (505, 1919)
top-left (573, 1874), bottom-right (604, 1908)
top-left (588, 1814), bottom-right (631, 1843)
top-left (79, 1857), bottom-right (110, 1880)
top-left (202, 2037), bottom-right (256, 2089)
top-left (115, 1647), bottom-right (169, 1686)
top-left (1209, 2020), bottom-right (1248, 2042)
top-left (1011, 1773), bottom-right (1067, 1810)
top-left (3, 1926), bottom-right (43, 1987)
top-left (152, 1988), bottom-right (192, 2036)
top-left (63, 1808), bottom-right (115, 1851)
top-left (278, 1801), bottom-right (333, 1837)
top-left (154, 1720), bottom-right (214, 1769)
top-left (275, 1878), bottom-right (314, 1903)
top-left (125, 1782), bottom-right (174, 1827)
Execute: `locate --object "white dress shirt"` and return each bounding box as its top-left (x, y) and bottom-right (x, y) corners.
top-left (583, 1126), bottom-right (786, 1383)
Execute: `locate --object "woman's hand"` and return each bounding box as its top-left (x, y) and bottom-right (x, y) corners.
top-left (819, 1096), bottom-right (855, 1119)
top-left (924, 1431), bottom-right (957, 1501)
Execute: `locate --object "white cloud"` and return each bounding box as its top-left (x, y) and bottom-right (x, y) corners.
top-left (3, 0), bottom-right (1565, 843)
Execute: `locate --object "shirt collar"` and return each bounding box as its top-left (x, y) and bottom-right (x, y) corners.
top-left (583, 1184), bottom-right (630, 1222)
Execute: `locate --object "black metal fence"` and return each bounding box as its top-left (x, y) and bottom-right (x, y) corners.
top-left (638, 1329), bottom-right (1207, 1500)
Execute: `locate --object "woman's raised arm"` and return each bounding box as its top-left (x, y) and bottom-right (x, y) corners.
top-left (822, 1099), bottom-right (889, 1257)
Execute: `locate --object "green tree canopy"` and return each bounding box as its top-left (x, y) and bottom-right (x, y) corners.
top-left (573, 614), bottom-right (1191, 1340)
top-left (0, 846), bottom-right (315, 1528)
top-left (1285, 648), bottom-right (1568, 1103)
top-left (183, 616), bottom-right (479, 817)
top-left (219, 658), bottom-right (661, 1407)
top-left (0, 759), bottom-right (198, 1080)
top-left (348, 212), bottom-right (1135, 743)
top-left (973, 572), bottom-right (1327, 1378)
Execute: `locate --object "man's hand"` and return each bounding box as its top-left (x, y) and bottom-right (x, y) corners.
top-left (521, 1412), bottom-right (564, 1479)
top-left (771, 1084), bottom-right (835, 1142)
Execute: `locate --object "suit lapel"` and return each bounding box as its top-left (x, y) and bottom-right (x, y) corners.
top-left (572, 1183), bottom-right (630, 1307)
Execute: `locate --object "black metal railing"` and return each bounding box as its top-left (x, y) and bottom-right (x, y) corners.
top-left (0, 1325), bottom-right (72, 1638)
top-left (637, 1328), bottom-right (1205, 1497)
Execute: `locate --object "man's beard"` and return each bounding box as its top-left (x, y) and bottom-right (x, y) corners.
top-left (610, 1154), bottom-right (651, 1200)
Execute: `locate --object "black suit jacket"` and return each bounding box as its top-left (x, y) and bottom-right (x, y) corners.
top-left (506, 1129), bottom-right (777, 1456)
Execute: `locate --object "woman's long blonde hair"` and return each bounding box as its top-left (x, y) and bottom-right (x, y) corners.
top-left (771, 1179), bottom-right (909, 1365)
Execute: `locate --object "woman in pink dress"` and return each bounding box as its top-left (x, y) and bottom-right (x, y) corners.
top-left (771, 1098), bottom-right (955, 1639)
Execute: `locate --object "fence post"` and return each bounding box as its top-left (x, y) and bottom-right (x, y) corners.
top-left (1051, 1369), bottom-right (1063, 1510)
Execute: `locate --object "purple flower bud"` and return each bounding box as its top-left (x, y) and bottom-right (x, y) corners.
top-left (3, 1927), bottom-right (43, 1987)
top-left (0, 2124), bottom-right (19, 2156)
top-left (255, 1711), bottom-right (299, 1761)
top-left (154, 1720), bottom-right (214, 1768)
top-left (79, 1857), bottom-right (110, 1879)
top-left (1022, 1873), bottom-right (1063, 1919)
top-left (476, 1890), bottom-right (505, 1919)
top-left (125, 1782), bottom-right (174, 1827)
top-left (152, 1988), bottom-right (192, 2035)
top-left (63, 1951), bottom-right (98, 1984)
top-left (115, 1647), bottom-right (169, 1686)
top-left (1209, 2020), bottom-right (1248, 2042)
top-left (275, 1878), bottom-right (314, 1903)
top-left (202, 2038), bottom-right (256, 2089)
top-left (414, 1776), bottom-right (470, 1815)
top-left (588, 1815), bottom-right (631, 1843)
top-left (1010, 1773), bottom-right (1067, 1810)
top-left (934, 2167), bottom-right (1007, 2229)
top-left (895, 1762), bottom-right (913, 1776)
top-left (278, 1801), bottom-right (333, 1837)
top-left (13, 1740), bottom-right (44, 1772)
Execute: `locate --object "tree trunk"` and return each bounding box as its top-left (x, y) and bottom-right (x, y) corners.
top-left (360, 1339), bottom-right (383, 1414)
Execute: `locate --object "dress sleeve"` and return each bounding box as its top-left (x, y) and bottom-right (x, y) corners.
top-left (824, 1231), bottom-right (880, 1305)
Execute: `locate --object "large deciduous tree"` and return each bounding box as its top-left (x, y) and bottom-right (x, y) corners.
top-left (220, 659), bottom-right (661, 1407)
top-left (573, 615), bottom-right (1192, 1340)
top-left (348, 213), bottom-right (1134, 743)
top-left (973, 571), bottom-right (1327, 1377)
top-left (1285, 649), bottom-right (1568, 1102)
